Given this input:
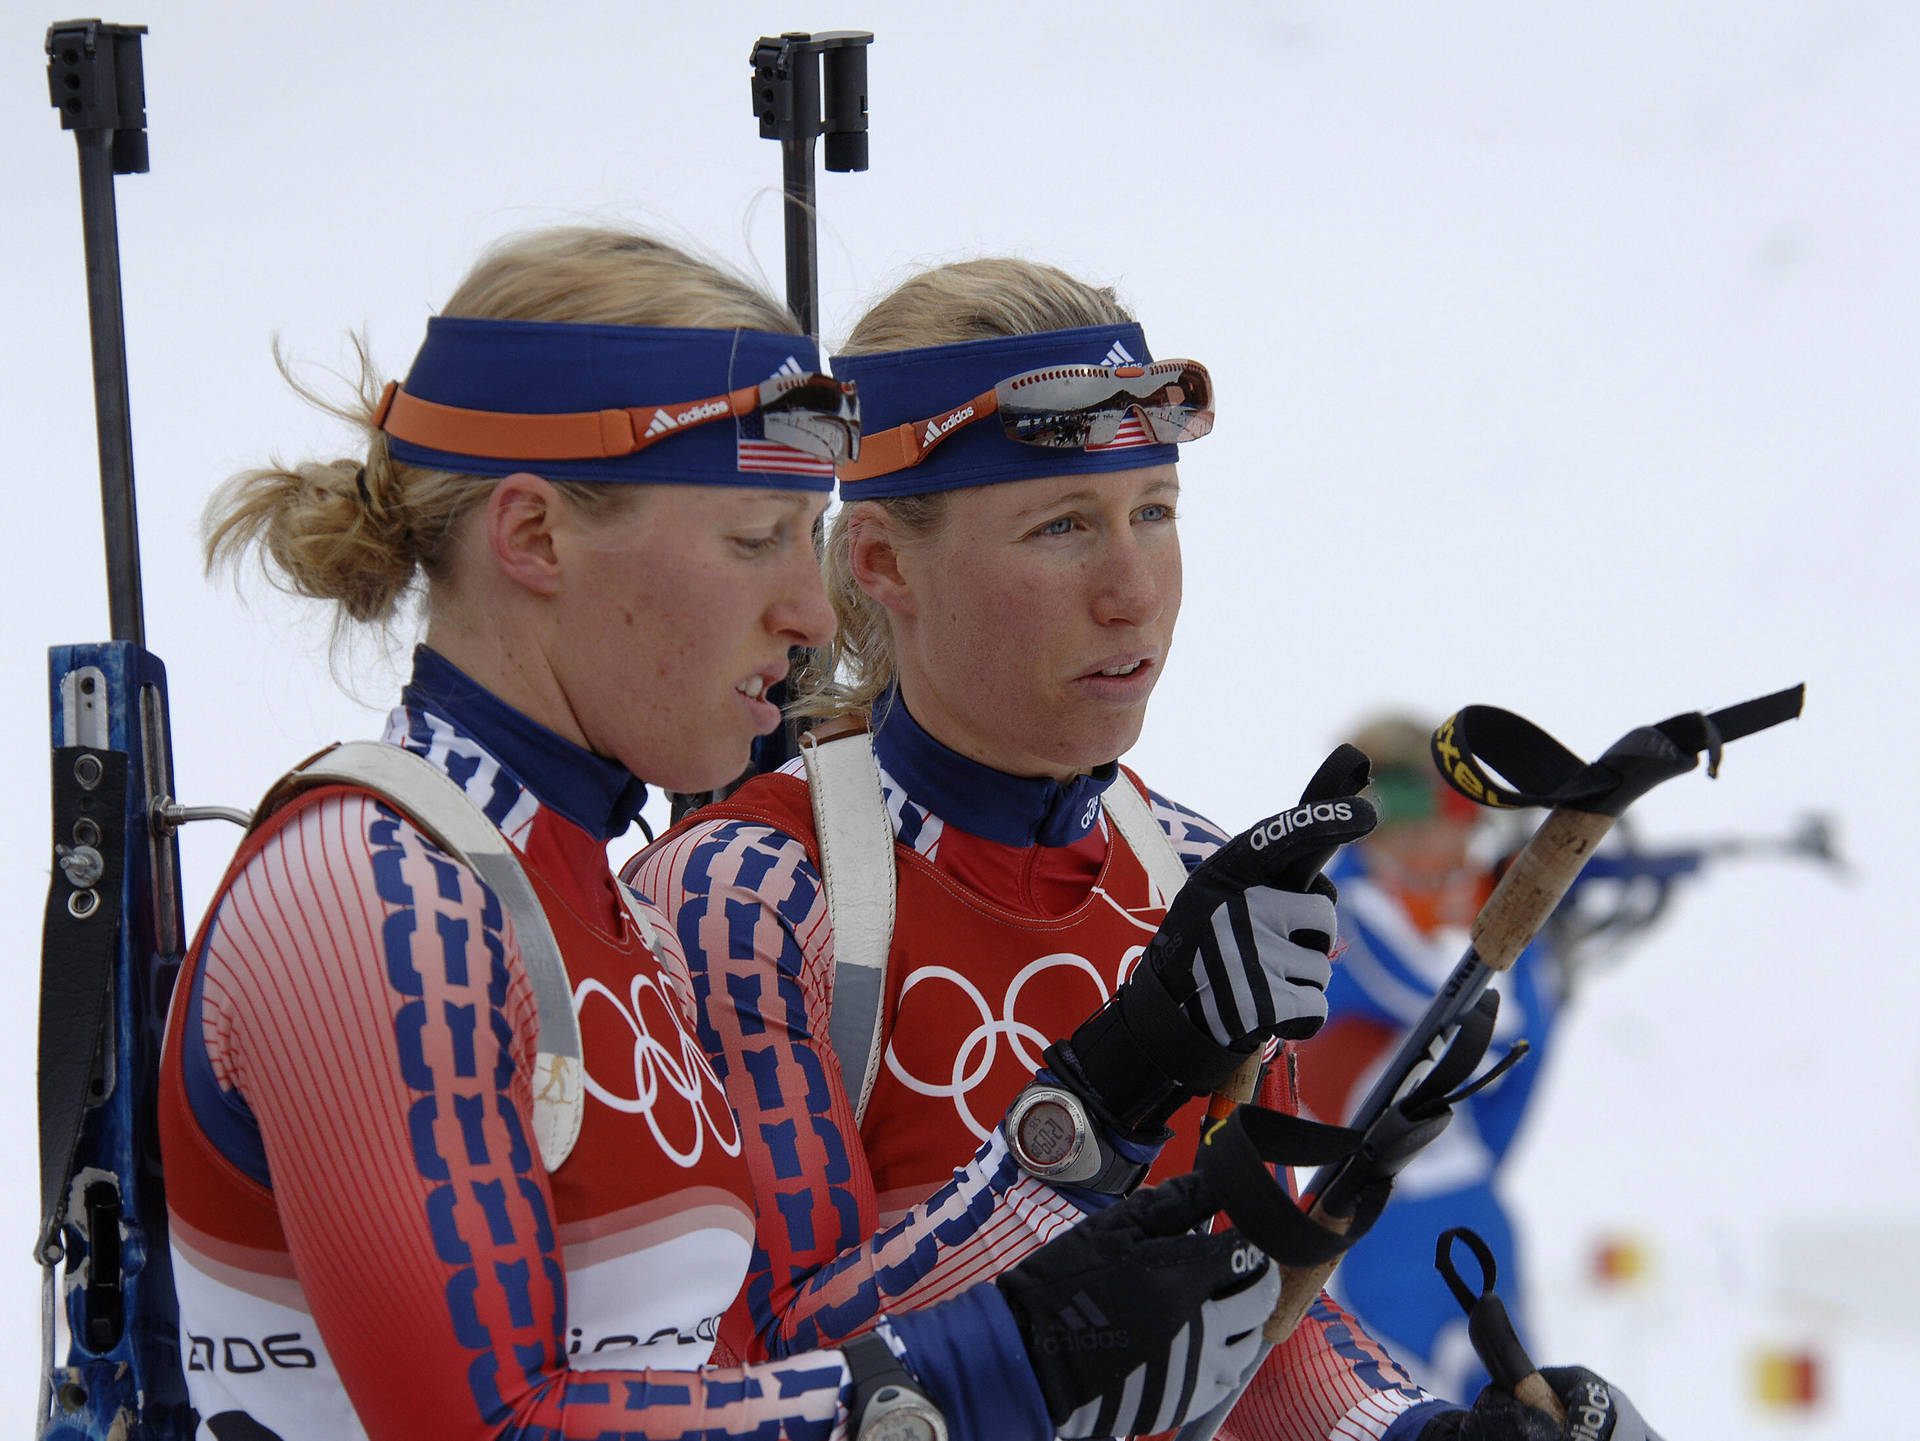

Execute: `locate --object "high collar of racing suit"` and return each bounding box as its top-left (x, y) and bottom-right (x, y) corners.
top-left (401, 645), bottom-right (652, 843)
top-left (870, 689), bottom-right (1121, 849)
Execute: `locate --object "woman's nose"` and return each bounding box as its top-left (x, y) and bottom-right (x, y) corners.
top-left (774, 550), bottom-right (838, 649)
top-left (1092, 531), bottom-right (1169, 627)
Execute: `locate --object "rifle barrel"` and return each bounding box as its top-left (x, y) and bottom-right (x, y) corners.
top-left (781, 135), bottom-right (820, 338)
top-left (73, 127), bottom-right (145, 646)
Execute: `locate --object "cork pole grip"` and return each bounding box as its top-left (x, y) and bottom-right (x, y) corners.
top-left (1217, 1052), bottom-right (1265, 1108)
top-left (1191, 1043), bottom-right (1272, 1168)
top-left (1515, 1371), bottom-right (1569, 1426)
top-left (1263, 1205), bottom-right (1352, 1343)
top-left (1469, 808), bottom-right (1616, 971)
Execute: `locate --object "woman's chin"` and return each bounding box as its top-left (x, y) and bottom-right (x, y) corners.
top-left (631, 737), bottom-right (755, 799)
top-left (1054, 712), bottom-right (1148, 772)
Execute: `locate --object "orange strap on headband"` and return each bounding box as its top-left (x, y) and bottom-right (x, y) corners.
top-left (372, 379), bottom-right (763, 462)
top-left (838, 388), bottom-right (999, 484)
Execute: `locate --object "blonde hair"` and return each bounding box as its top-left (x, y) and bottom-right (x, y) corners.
top-left (794, 258), bottom-right (1135, 722)
top-left (204, 227), bottom-right (800, 638)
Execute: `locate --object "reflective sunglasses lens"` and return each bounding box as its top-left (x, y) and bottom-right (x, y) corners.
top-left (763, 376), bottom-right (856, 419)
top-left (996, 362), bottom-right (1213, 451)
top-left (763, 410), bottom-right (858, 460)
top-left (1003, 408), bottom-right (1100, 448)
top-left (1000, 368), bottom-right (1139, 449)
top-left (1138, 404), bottom-right (1213, 444)
top-left (1078, 408), bottom-right (1129, 446)
top-left (760, 376), bottom-right (861, 459)
top-left (1155, 362), bottom-right (1212, 407)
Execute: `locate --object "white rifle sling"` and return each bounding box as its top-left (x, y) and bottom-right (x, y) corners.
top-left (1098, 776), bottom-right (1190, 910)
top-left (613, 883), bottom-right (668, 957)
top-left (268, 741), bottom-right (584, 1173)
top-left (805, 732), bottom-right (1191, 1128)
top-left (800, 729), bottom-right (897, 1127)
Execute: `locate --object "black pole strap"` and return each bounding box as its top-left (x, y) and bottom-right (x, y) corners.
top-left (1311, 991), bottom-right (1513, 1219)
top-left (1196, 1107), bottom-right (1376, 1268)
top-left (1398, 990), bottom-right (1504, 1119)
top-left (1197, 994), bottom-right (1511, 1267)
top-left (1433, 684), bottom-right (1805, 817)
top-left (1436, 1226), bottom-right (1541, 1397)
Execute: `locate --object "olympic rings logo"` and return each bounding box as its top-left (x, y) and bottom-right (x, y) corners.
top-left (574, 972), bottom-right (743, 1167)
top-left (884, 945), bottom-right (1146, 1141)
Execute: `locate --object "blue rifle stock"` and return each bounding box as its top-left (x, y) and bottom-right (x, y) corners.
top-left (39, 20), bottom-right (194, 1440)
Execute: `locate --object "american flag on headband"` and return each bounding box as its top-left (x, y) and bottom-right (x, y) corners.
top-left (737, 357), bottom-right (837, 480)
top-left (1087, 412), bottom-right (1156, 451)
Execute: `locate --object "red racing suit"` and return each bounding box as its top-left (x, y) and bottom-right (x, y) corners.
top-left (157, 655), bottom-right (916, 1441)
top-left (627, 703), bottom-right (1432, 1441)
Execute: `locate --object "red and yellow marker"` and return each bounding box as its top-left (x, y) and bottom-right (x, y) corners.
top-left (1587, 1232), bottom-right (1653, 1288)
top-left (1751, 1347), bottom-right (1822, 1409)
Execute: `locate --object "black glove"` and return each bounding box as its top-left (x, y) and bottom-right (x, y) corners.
top-left (1420, 1368), bottom-right (1664, 1441)
top-left (1053, 795), bottom-right (1377, 1135)
top-left (995, 1172), bottom-right (1278, 1439)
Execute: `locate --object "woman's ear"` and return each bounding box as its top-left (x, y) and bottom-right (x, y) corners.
top-left (486, 472), bottom-right (564, 597)
top-left (846, 502), bottom-right (916, 619)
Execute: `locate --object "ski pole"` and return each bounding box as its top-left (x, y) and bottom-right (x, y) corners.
top-left (1436, 1227), bottom-right (1566, 1426)
top-left (1174, 685), bottom-right (1805, 1441)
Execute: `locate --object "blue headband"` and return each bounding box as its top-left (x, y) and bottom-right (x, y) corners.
top-left (829, 322), bottom-right (1181, 498)
top-left (383, 316), bottom-right (835, 492)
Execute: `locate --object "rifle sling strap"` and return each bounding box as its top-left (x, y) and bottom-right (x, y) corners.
top-left (262, 741), bottom-right (586, 1173)
top-left (37, 747), bottom-right (132, 1263)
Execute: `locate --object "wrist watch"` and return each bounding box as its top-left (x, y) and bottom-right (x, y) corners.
top-left (844, 1333), bottom-right (948, 1441)
top-left (1005, 1080), bottom-right (1148, 1194)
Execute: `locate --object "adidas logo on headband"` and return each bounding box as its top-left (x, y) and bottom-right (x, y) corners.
top-left (923, 404), bottom-right (976, 446)
top-left (644, 397), bottom-right (732, 437)
top-left (1101, 340), bottom-right (1138, 367)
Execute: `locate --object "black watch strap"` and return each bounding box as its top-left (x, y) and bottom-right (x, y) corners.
top-left (844, 1332), bottom-right (948, 1441)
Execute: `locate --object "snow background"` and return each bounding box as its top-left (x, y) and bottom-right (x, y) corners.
top-left (3, 2), bottom-right (1916, 1434)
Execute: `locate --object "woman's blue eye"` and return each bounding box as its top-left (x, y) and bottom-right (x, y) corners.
top-left (1137, 503), bottom-right (1175, 523)
top-left (1037, 516), bottom-right (1076, 537)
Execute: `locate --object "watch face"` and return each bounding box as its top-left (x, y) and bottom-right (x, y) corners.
top-left (1016, 1095), bottom-right (1082, 1169)
top-left (863, 1387), bottom-right (948, 1441)
top-left (865, 1411), bottom-right (943, 1441)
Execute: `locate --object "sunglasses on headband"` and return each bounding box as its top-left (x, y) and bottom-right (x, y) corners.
top-left (372, 370), bottom-right (861, 464)
top-left (839, 359), bottom-right (1213, 483)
